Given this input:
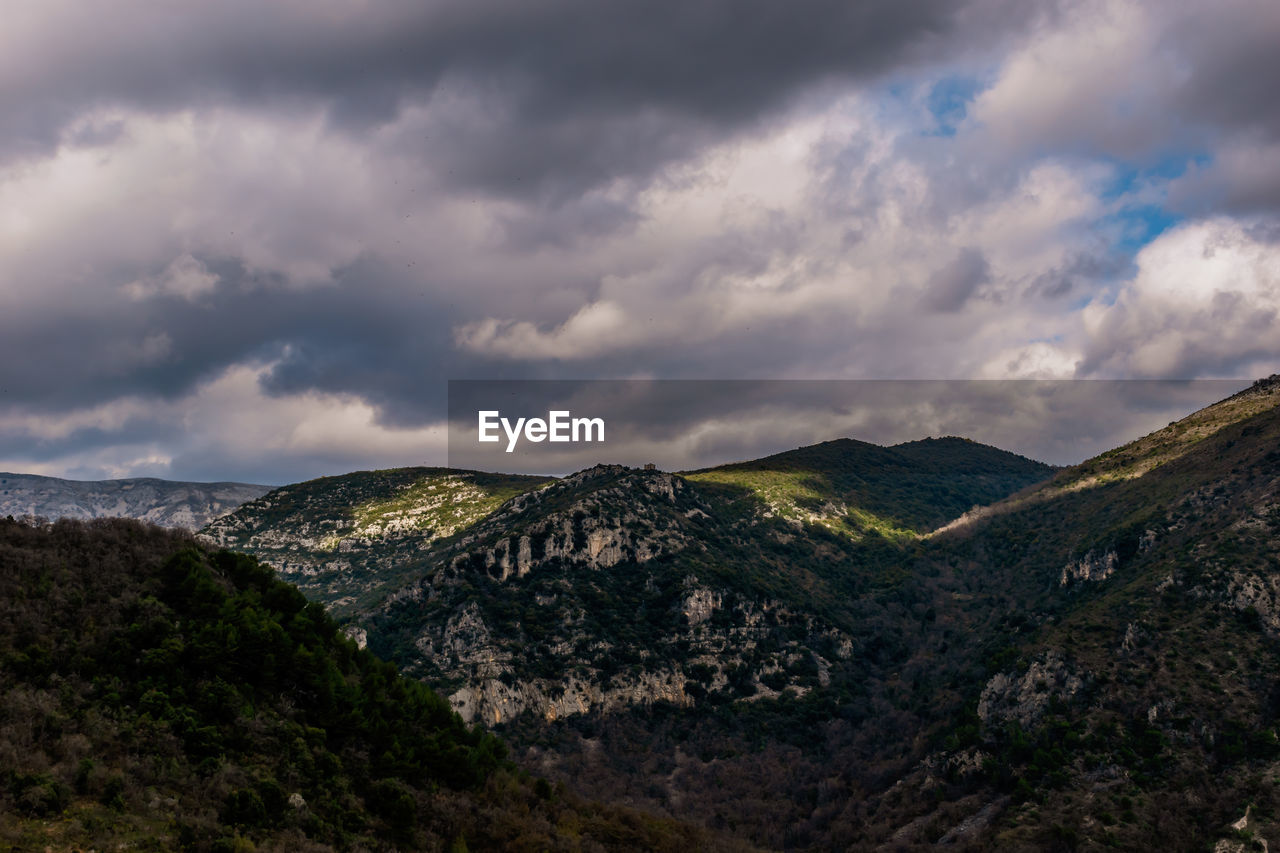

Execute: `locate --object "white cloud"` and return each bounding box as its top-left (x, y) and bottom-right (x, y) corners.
top-left (0, 107), bottom-right (397, 298)
top-left (979, 342), bottom-right (1079, 379)
top-left (970, 0), bottom-right (1180, 157)
top-left (453, 96), bottom-right (1109, 379)
top-left (1081, 219), bottom-right (1280, 376)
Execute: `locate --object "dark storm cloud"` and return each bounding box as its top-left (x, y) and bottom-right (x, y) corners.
top-left (1168, 1), bottom-right (1280, 142)
top-left (924, 248), bottom-right (988, 312)
top-left (493, 194), bottom-right (642, 253)
top-left (5, 0), bottom-right (1032, 198)
top-left (0, 256), bottom-right (466, 422)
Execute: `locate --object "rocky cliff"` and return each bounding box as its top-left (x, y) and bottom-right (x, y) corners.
top-left (365, 465), bottom-right (861, 724)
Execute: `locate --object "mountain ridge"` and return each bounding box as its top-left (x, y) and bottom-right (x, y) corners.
top-left (205, 439), bottom-right (1056, 731)
top-left (0, 471), bottom-right (270, 529)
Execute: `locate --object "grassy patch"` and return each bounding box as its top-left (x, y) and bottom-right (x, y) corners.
top-left (337, 473), bottom-right (545, 548)
top-left (685, 468), bottom-right (917, 541)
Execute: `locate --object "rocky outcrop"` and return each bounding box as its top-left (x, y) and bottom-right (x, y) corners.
top-left (1060, 548), bottom-right (1118, 586)
top-left (445, 467), bottom-right (697, 580)
top-left (978, 650), bottom-right (1084, 729)
top-left (449, 668), bottom-right (694, 725)
top-left (1227, 571), bottom-right (1280, 634)
top-left (419, 592), bottom-right (850, 725)
top-left (681, 585), bottom-right (721, 626)
top-left (343, 625), bottom-right (368, 650)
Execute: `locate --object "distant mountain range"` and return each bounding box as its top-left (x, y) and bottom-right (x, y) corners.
top-left (0, 472), bottom-right (270, 529)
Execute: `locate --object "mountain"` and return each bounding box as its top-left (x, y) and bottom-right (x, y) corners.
top-left (492, 376), bottom-right (1280, 851)
top-left (201, 467), bottom-right (551, 614)
top-left (880, 374), bottom-right (1280, 850)
top-left (199, 379), bottom-right (1280, 850)
top-left (0, 472), bottom-right (269, 529)
top-left (200, 436), bottom-right (1056, 848)
top-left (0, 517), bottom-right (745, 852)
top-left (686, 435), bottom-right (1055, 538)
top-left (203, 439), bottom-right (1053, 723)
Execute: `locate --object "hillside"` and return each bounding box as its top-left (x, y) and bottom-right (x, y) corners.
top-left (202, 436), bottom-right (1057, 848)
top-left (0, 517), bottom-right (744, 852)
top-left (192, 381), bottom-right (1280, 850)
top-left (0, 473), bottom-right (269, 529)
top-left (685, 435), bottom-right (1054, 537)
top-left (878, 375), bottom-right (1280, 849)
top-left (201, 467), bottom-right (552, 615)
top-left (479, 379), bottom-right (1280, 850)
top-left (206, 439), bottom-right (1053, 726)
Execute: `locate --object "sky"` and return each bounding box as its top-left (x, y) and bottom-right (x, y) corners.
top-left (2, 0), bottom-right (1278, 484)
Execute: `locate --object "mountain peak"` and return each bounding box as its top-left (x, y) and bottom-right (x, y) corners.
top-left (686, 433), bottom-right (1054, 536)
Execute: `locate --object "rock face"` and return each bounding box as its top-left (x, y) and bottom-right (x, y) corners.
top-left (0, 472), bottom-right (269, 529)
top-left (359, 465), bottom-right (860, 725)
top-left (1227, 570), bottom-right (1280, 634)
top-left (423, 588), bottom-right (845, 724)
top-left (1060, 548), bottom-right (1118, 586)
top-left (978, 651), bottom-right (1084, 729)
top-left (449, 668), bottom-right (695, 726)
top-left (443, 466), bottom-right (694, 579)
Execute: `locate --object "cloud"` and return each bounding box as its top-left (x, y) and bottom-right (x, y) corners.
top-left (0, 0), bottom-right (1028, 199)
top-left (1080, 219), bottom-right (1280, 377)
top-left (452, 111), bottom-right (1110, 379)
top-left (1, 0), bottom-right (1278, 481)
top-left (0, 362), bottom-right (447, 484)
top-left (1168, 0), bottom-right (1280, 143)
top-left (922, 248), bottom-right (989, 312)
top-left (1169, 138), bottom-right (1280, 216)
top-left (970, 0), bottom-right (1280, 159)
top-left (124, 254), bottom-right (221, 301)
top-left (971, 0), bottom-right (1180, 159)
top-left (446, 379), bottom-right (1251, 473)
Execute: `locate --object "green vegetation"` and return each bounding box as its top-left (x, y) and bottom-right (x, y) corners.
top-left (346, 472), bottom-right (542, 546)
top-left (684, 467), bottom-right (918, 540)
top-left (202, 468), bottom-right (551, 616)
top-left (961, 375), bottom-right (1280, 524)
top-left (0, 517), bottom-right (739, 852)
top-left (687, 435), bottom-right (1053, 535)
top-left (187, 376), bottom-right (1280, 851)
